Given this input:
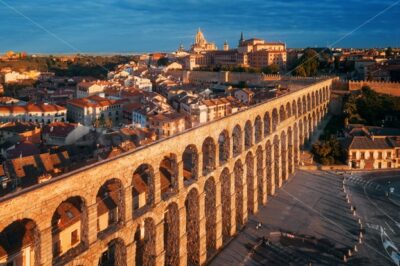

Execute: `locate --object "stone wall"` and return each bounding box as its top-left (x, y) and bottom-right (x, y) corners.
top-left (348, 80), bottom-right (400, 96)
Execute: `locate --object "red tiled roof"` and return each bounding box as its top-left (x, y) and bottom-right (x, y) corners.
top-left (68, 95), bottom-right (122, 108)
top-left (0, 103), bottom-right (66, 114)
top-left (42, 122), bottom-right (78, 138)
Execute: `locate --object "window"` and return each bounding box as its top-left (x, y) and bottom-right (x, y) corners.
top-left (387, 152), bottom-right (392, 158)
top-left (352, 152), bottom-right (356, 159)
top-left (378, 152), bottom-right (383, 159)
top-left (361, 152), bottom-right (365, 159)
top-left (71, 229), bottom-right (79, 245)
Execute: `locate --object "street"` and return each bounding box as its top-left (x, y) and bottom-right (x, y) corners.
top-left (210, 170), bottom-right (362, 266)
top-left (345, 170), bottom-right (400, 266)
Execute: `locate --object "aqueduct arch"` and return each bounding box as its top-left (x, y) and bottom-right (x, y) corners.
top-left (135, 218), bottom-right (156, 266)
top-left (204, 177), bottom-right (217, 257)
top-left (164, 202), bottom-right (180, 266)
top-left (234, 160), bottom-right (245, 229)
top-left (0, 78), bottom-right (333, 266)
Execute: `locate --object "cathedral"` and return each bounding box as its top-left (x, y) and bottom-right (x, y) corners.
top-left (190, 28), bottom-right (217, 53)
top-left (185, 29), bottom-right (287, 71)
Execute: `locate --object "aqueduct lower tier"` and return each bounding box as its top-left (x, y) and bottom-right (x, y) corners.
top-left (0, 78), bottom-right (333, 266)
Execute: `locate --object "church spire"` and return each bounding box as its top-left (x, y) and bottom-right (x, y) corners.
top-left (239, 32), bottom-right (244, 46)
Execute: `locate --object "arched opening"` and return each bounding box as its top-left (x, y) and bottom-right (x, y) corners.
top-left (273, 136), bottom-right (280, 188)
top-left (232, 125), bottom-right (242, 157)
top-left (164, 203), bottom-right (180, 266)
top-left (307, 94), bottom-right (311, 112)
top-left (272, 109), bottom-right (279, 132)
top-left (264, 112), bottom-right (271, 137)
top-left (281, 131), bottom-right (287, 181)
top-left (286, 102), bottom-right (292, 118)
top-left (294, 123), bottom-right (299, 166)
top-left (319, 88), bottom-right (323, 104)
top-left (256, 146), bottom-right (264, 206)
top-left (97, 179), bottom-right (124, 236)
top-left (254, 116), bottom-right (262, 143)
top-left (292, 100), bottom-right (297, 118)
top-left (183, 145), bottom-right (199, 185)
top-left (185, 189), bottom-right (200, 266)
top-left (312, 111), bottom-right (317, 131)
top-left (98, 238), bottom-right (126, 266)
top-left (132, 164), bottom-right (155, 214)
top-left (245, 152), bottom-right (255, 214)
top-left (202, 137), bottom-right (216, 176)
top-left (204, 177), bottom-right (217, 258)
top-left (279, 105), bottom-right (286, 122)
top-left (299, 120), bottom-right (304, 148)
top-left (263, 112), bottom-right (271, 137)
top-left (135, 218), bottom-right (156, 266)
top-left (302, 96), bottom-right (307, 114)
top-left (265, 141), bottom-right (273, 195)
top-left (220, 168), bottom-right (231, 243)
top-left (312, 91), bottom-right (316, 109)
top-left (244, 120), bottom-right (253, 150)
top-left (316, 90), bottom-right (320, 107)
top-left (160, 153), bottom-right (178, 200)
top-left (288, 127), bottom-right (294, 174)
top-left (234, 160), bottom-right (244, 229)
top-left (52, 196), bottom-right (87, 263)
top-left (297, 98), bottom-right (302, 116)
top-left (303, 117), bottom-right (308, 143)
top-left (218, 130), bottom-right (230, 166)
top-left (0, 219), bottom-right (40, 266)
top-left (308, 114), bottom-right (312, 138)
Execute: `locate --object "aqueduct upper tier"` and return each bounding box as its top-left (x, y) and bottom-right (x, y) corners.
top-left (0, 77), bottom-right (333, 266)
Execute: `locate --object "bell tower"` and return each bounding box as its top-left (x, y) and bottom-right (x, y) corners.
top-left (223, 41), bottom-right (229, 51)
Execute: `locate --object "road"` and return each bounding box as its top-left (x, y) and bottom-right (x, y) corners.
top-left (345, 170), bottom-right (400, 266)
top-left (210, 170), bottom-right (362, 266)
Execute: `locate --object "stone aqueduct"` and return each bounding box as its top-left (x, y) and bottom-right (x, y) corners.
top-left (0, 78), bottom-right (333, 266)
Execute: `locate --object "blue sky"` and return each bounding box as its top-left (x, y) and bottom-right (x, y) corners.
top-left (1, 0), bottom-right (400, 53)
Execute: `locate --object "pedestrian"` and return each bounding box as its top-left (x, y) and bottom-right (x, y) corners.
top-left (258, 222), bottom-right (262, 229)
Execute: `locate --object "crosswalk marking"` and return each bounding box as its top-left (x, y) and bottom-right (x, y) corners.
top-left (345, 175), bottom-right (384, 192)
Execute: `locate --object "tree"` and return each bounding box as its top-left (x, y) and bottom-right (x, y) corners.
top-left (157, 57), bottom-right (169, 66)
top-left (294, 66), bottom-right (307, 77)
top-left (334, 56), bottom-right (340, 71)
top-left (293, 48), bottom-right (319, 77)
top-left (262, 64), bottom-right (280, 74)
top-left (386, 47), bottom-right (393, 58)
top-left (312, 136), bottom-right (345, 165)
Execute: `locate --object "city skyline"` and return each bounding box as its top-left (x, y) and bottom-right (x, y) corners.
top-left (1, 0), bottom-right (400, 53)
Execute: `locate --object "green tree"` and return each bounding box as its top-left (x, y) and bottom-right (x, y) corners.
top-left (262, 64), bottom-right (280, 74)
top-left (294, 66), bottom-right (307, 77)
top-left (157, 57), bottom-right (169, 66)
top-left (293, 48), bottom-right (319, 77)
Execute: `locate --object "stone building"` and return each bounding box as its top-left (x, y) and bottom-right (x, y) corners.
top-left (67, 95), bottom-right (124, 127)
top-left (344, 125), bottom-right (400, 169)
top-left (0, 103), bottom-right (66, 124)
top-left (185, 31), bottom-right (287, 70)
top-left (190, 28), bottom-right (217, 53)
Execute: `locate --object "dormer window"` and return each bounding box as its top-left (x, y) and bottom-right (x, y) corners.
top-left (66, 210), bottom-right (74, 219)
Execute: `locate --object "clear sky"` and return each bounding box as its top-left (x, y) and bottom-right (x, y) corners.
top-left (1, 0), bottom-right (400, 53)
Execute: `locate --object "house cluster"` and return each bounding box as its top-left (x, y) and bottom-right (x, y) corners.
top-left (0, 50), bottom-right (290, 196)
top-left (335, 48), bottom-right (399, 81)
